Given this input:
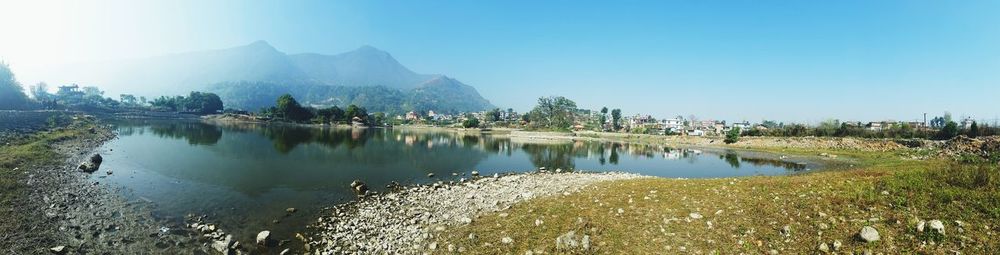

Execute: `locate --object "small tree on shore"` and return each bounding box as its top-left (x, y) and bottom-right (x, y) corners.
top-left (936, 121), bottom-right (959, 140)
top-left (462, 114), bottom-right (480, 128)
top-left (725, 127), bottom-right (741, 144)
top-left (969, 121), bottom-right (979, 138)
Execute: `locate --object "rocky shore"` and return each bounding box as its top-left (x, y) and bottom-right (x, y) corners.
top-left (308, 171), bottom-right (643, 254)
top-left (4, 116), bottom-right (207, 254)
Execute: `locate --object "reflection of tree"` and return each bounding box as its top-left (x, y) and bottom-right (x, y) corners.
top-left (740, 157), bottom-right (807, 171)
top-left (722, 152), bottom-right (741, 168)
top-left (262, 126), bottom-right (316, 154)
top-left (521, 143), bottom-right (576, 170)
top-left (146, 122), bottom-right (223, 145)
top-left (597, 145), bottom-right (606, 165)
top-left (609, 144), bottom-right (620, 165)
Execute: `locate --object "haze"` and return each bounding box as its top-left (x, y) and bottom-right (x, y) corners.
top-left (2, 0), bottom-right (999, 123)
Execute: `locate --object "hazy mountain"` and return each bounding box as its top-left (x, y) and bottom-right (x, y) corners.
top-left (42, 41), bottom-right (494, 113)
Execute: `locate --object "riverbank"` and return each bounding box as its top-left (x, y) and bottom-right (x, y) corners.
top-left (0, 115), bottom-right (204, 254)
top-left (430, 146), bottom-right (999, 254)
top-left (301, 134), bottom-right (998, 254)
top-left (309, 171), bottom-right (642, 254)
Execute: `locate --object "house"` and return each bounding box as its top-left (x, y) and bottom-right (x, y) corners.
top-left (866, 121), bottom-right (896, 132)
top-left (405, 111), bottom-right (421, 121)
top-left (730, 121), bottom-right (751, 132)
top-left (660, 117), bottom-right (684, 133)
top-left (351, 116), bottom-right (366, 127)
top-left (961, 117), bottom-right (976, 129)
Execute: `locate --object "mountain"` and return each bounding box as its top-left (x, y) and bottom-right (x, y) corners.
top-left (43, 41), bottom-right (494, 114)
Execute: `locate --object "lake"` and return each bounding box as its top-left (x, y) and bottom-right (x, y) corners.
top-left (94, 120), bottom-right (813, 253)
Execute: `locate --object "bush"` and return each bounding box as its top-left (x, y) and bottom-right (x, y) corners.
top-left (462, 117), bottom-right (480, 128)
top-left (724, 127), bottom-right (741, 144)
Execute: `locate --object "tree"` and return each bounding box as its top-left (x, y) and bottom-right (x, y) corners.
top-left (275, 94), bottom-right (313, 122)
top-left (30, 82), bottom-right (50, 101)
top-left (316, 106), bottom-right (345, 123)
top-left (345, 104), bottom-right (367, 120)
top-left (184, 92), bottom-right (223, 114)
top-left (528, 96), bottom-right (578, 130)
top-left (969, 121), bottom-right (979, 138)
top-left (487, 108), bottom-right (502, 122)
top-left (120, 94), bottom-right (138, 106)
top-left (611, 109), bottom-right (622, 131)
top-left (936, 121), bottom-right (959, 140)
top-left (599, 107), bottom-right (608, 131)
top-left (462, 114), bottom-right (480, 128)
top-left (725, 127), bottom-right (741, 144)
top-left (0, 61), bottom-right (30, 110)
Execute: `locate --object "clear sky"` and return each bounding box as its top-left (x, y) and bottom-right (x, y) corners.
top-left (1, 0), bottom-right (999, 123)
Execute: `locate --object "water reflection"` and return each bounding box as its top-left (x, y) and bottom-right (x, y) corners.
top-left (114, 120), bottom-right (811, 174)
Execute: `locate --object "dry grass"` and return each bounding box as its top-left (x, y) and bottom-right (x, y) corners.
top-left (436, 150), bottom-right (1000, 254)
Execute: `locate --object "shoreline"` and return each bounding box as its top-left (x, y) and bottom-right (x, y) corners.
top-left (2, 115), bottom-right (210, 254)
top-left (308, 170), bottom-right (644, 254)
top-left (8, 115), bottom-right (993, 254)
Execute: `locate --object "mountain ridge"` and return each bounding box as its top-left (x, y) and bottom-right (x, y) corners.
top-left (40, 41), bottom-right (494, 114)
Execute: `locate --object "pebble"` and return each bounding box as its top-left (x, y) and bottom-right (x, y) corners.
top-left (501, 237), bottom-right (513, 244)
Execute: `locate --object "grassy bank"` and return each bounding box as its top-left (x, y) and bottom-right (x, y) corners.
top-left (435, 149), bottom-right (999, 253)
top-left (0, 116), bottom-right (100, 250)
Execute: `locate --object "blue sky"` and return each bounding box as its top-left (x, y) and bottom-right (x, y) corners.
top-left (2, 0), bottom-right (999, 123)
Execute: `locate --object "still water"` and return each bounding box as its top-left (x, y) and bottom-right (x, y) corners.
top-left (94, 120), bottom-right (811, 251)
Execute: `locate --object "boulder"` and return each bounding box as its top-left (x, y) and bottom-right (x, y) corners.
top-left (427, 173), bottom-right (435, 178)
top-left (256, 230), bottom-right (271, 246)
top-left (211, 235), bottom-right (235, 253)
top-left (555, 231), bottom-right (580, 250)
top-left (350, 180), bottom-right (368, 195)
top-left (928, 220), bottom-right (945, 235)
top-left (286, 208), bottom-right (297, 214)
top-left (471, 171), bottom-right (479, 176)
top-left (90, 154), bottom-right (103, 165)
top-left (858, 226), bottom-right (880, 242)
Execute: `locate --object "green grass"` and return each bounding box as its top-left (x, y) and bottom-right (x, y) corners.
top-left (434, 147), bottom-right (1000, 254)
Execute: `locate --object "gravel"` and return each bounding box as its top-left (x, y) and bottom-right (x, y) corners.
top-left (310, 171), bottom-right (642, 254)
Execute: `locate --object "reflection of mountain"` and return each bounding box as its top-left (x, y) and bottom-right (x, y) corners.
top-left (112, 121), bottom-right (494, 196)
top-left (110, 120), bottom-right (812, 197)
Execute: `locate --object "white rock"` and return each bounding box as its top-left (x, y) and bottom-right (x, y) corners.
top-left (501, 237), bottom-right (513, 244)
top-left (689, 213), bottom-right (703, 219)
top-left (832, 240), bottom-right (842, 251)
top-left (928, 220), bottom-right (945, 235)
top-left (256, 230), bottom-right (271, 246)
top-left (858, 226), bottom-right (880, 242)
top-left (917, 220), bottom-right (926, 232)
top-left (49, 246), bottom-right (67, 254)
top-left (818, 243), bottom-right (829, 252)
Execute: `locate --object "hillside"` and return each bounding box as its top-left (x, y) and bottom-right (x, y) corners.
top-left (41, 41), bottom-right (494, 114)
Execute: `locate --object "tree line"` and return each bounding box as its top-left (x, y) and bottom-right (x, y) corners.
top-left (259, 94), bottom-right (384, 126)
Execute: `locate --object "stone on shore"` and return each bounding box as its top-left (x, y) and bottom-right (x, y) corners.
top-left (256, 230), bottom-right (271, 246)
top-left (928, 220), bottom-right (945, 235)
top-left (858, 226), bottom-right (880, 242)
top-left (555, 231), bottom-right (590, 251)
top-left (350, 180), bottom-right (368, 195)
